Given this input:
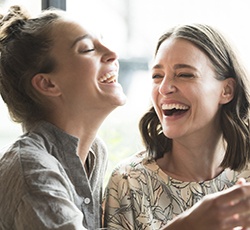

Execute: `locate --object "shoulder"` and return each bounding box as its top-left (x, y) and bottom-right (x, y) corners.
top-left (107, 151), bottom-right (151, 185)
top-left (235, 163), bottom-right (250, 182)
top-left (16, 135), bottom-right (63, 172)
top-left (0, 138), bottom-right (68, 219)
top-left (0, 135), bottom-right (53, 172)
top-left (0, 136), bottom-right (69, 190)
top-left (223, 163), bottom-right (250, 185)
top-left (105, 151), bottom-right (157, 204)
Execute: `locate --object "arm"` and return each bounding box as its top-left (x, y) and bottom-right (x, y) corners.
top-left (103, 152), bottom-right (153, 230)
top-left (15, 188), bottom-right (86, 230)
top-left (160, 181), bottom-right (250, 230)
top-left (103, 171), bottom-right (135, 230)
top-left (14, 153), bottom-right (87, 230)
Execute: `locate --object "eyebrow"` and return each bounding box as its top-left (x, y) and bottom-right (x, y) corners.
top-left (152, 63), bottom-right (197, 71)
top-left (70, 34), bottom-right (92, 48)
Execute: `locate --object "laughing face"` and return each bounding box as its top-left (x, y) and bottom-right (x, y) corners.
top-left (151, 38), bottom-right (233, 140)
top-left (45, 19), bottom-right (126, 119)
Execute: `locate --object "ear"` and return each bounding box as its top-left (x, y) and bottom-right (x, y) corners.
top-left (220, 78), bottom-right (236, 104)
top-left (31, 74), bottom-right (61, 97)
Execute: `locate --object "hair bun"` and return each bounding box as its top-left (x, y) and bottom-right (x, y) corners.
top-left (0, 5), bottom-right (30, 43)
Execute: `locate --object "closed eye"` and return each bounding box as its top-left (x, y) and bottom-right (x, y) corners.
top-left (79, 48), bottom-right (95, 53)
top-left (177, 73), bottom-right (194, 78)
top-left (152, 74), bottom-right (163, 79)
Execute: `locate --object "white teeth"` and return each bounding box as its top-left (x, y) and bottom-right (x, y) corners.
top-left (162, 103), bottom-right (189, 110)
top-left (99, 71), bottom-right (117, 83)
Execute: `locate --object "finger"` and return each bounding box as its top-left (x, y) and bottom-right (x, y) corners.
top-left (237, 178), bottom-right (247, 185)
top-left (221, 196), bottom-right (250, 218)
top-left (224, 205), bottom-right (250, 229)
top-left (222, 213), bottom-right (242, 229)
top-left (238, 210), bottom-right (250, 229)
top-left (216, 184), bottom-right (250, 207)
top-left (222, 213), bottom-right (250, 229)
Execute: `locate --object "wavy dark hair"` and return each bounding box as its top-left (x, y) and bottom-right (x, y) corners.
top-left (0, 6), bottom-right (64, 130)
top-left (139, 24), bottom-right (250, 171)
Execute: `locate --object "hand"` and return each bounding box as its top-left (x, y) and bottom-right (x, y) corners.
top-left (235, 178), bottom-right (250, 230)
top-left (162, 180), bottom-right (250, 230)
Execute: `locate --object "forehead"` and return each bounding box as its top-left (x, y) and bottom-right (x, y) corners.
top-left (154, 38), bottom-right (211, 68)
top-left (50, 19), bottom-right (89, 41)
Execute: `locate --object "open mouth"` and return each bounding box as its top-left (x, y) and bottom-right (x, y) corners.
top-left (162, 103), bottom-right (189, 116)
top-left (99, 71), bottom-right (117, 84)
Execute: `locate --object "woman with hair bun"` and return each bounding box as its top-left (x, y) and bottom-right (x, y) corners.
top-left (0, 5), bottom-right (126, 230)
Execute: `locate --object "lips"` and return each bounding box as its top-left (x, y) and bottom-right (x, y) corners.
top-left (99, 71), bottom-right (117, 83)
top-left (162, 103), bottom-right (189, 116)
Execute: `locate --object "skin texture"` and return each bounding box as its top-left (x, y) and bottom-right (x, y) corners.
top-left (150, 38), bottom-right (250, 229)
top-left (31, 19), bottom-right (126, 164)
top-left (152, 38), bottom-right (231, 140)
top-left (162, 183), bottom-right (250, 230)
top-left (152, 38), bottom-right (234, 182)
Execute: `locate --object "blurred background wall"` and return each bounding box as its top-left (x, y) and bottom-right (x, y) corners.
top-left (1, 0), bottom-right (250, 183)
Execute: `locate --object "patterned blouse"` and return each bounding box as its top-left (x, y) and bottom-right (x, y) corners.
top-left (103, 151), bottom-right (250, 230)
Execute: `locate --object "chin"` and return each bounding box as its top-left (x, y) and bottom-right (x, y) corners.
top-left (113, 93), bottom-right (127, 106)
top-left (162, 130), bottom-right (182, 139)
top-left (112, 98), bottom-right (127, 108)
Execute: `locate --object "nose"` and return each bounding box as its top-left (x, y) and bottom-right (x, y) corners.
top-left (100, 44), bottom-right (118, 63)
top-left (159, 76), bottom-right (177, 95)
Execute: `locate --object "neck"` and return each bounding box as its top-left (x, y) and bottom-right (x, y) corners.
top-left (47, 110), bottom-right (109, 164)
top-left (157, 133), bottom-right (226, 182)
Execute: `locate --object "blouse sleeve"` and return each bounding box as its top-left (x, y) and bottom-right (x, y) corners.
top-left (103, 152), bottom-right (150, 230)
top-left (103, 166), bottom-right (136, 230)
top-left (14, 187), bottom-right (87, 230)
top-left (0, 149), bottom-right (87, 230)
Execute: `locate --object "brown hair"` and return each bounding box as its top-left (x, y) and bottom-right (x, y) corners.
top-left (0, 5), bottom-right (63, 130)
top-left (139, 24), bottom-right (250, 171)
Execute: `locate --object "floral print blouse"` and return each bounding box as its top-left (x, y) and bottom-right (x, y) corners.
top-left (103, 151), bottom-right (250, 230)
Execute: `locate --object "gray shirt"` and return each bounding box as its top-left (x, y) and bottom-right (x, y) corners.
top-left (0, 121), bottom-right (108, 230)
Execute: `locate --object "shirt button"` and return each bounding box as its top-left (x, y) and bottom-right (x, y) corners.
top-left (84, 197), bottom-right (91, 204)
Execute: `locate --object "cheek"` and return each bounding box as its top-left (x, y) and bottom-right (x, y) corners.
top-left (200, 84), bottom-right (223, 107)
top-left (192, 91), bottom-right (221, 121)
